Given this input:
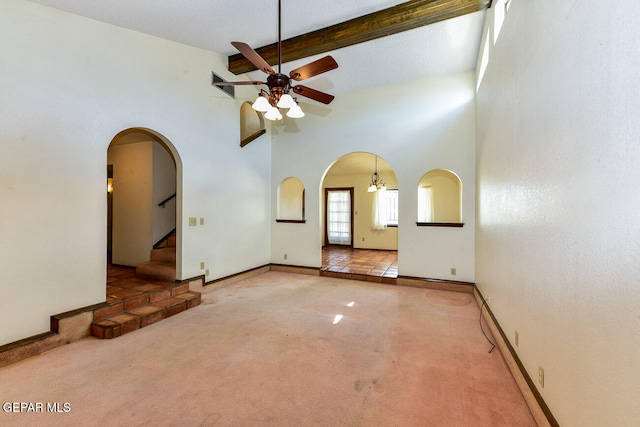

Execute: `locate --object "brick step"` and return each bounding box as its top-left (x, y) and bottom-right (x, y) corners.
top-left (91, 283), bottom-right (200, 339)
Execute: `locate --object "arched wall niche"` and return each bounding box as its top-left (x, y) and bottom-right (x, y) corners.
top-left (240, 102), bottom-right (266, 147)
top-left (277, 177), bottom-right (305, 223)
top-left (417, 169), bottom-right (462, 225)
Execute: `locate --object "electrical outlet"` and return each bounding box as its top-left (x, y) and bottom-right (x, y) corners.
top-left (450, 267), bottom-right (457, 276)
top-left (538, 366), bottom-right (545, 388)
top-left (205, 269), bottom-right (210, 276)
top-left (362, 237), bottom-right (365, 241)
top-left (284, 254), bottom-right (288, 260)
top-left (200, 217), bottom-right (204, 225)
top-left (515, 330), bottom-right (519, 347)
top-left (189, 217), bottom-right (197, 226)
top-left (200, 261), bottom-right (205, 269)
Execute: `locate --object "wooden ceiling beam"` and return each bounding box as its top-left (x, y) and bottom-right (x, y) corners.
top-left (228, 0), bottom-right (492, 75)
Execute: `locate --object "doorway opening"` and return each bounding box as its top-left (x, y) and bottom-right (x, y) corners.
top-left (93, 128), bottom-right (198, 339)
top-left (106, 128), bottom-right (182, 282)
top-left (320, 152), bottom-right (398, 280)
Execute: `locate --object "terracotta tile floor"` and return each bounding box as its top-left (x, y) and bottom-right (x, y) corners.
top-left (93, 264), bottom-right (200, 339)
top-left (106, 264), bottom-right (176, 303)
top-left (321, 245), bottom-right (398, 278)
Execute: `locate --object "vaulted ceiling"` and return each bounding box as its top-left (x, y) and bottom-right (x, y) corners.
top-left (26, 0), bottom-right (490, 97)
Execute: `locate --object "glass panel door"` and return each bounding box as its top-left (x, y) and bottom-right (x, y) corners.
top-left (327, 190), bottom-right (351, 245)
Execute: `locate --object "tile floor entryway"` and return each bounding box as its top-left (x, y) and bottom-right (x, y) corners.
top-left (321, 245), bottom-right (398, 284)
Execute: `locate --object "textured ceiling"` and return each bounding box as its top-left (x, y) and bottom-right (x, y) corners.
top-left (26, 0), bottom-right (486, 97)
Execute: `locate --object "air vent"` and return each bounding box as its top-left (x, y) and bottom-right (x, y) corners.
top-left (211, 72), bottom-right (235, 98)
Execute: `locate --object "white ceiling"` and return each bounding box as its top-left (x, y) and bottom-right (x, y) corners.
top-left (26, 0), bottom-right (486, 97)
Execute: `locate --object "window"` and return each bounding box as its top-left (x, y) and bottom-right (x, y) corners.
top-left (385, 189), bottom-right (398, 226)
top-left (417, 187), bottom-right (433, 222)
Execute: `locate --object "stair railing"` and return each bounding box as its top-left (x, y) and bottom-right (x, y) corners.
top-left (153, 228), bottom-right (176, 249)
top-left (158, 193), bottom-right (176, 208)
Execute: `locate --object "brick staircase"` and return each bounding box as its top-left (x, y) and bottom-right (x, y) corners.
top-left (91, 265), bottom-right (200, 339)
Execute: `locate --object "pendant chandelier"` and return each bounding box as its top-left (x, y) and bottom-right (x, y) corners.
top-left (368, 156), bottom-right (386, 192)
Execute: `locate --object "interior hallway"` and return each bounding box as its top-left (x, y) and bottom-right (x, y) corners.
top-left (0, 271), bottom-right (534, 426)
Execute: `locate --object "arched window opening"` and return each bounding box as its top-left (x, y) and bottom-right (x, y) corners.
top-left (277, 177), bottom-right (305, 223)
top-left (416, 169), bottom-right (463, 226)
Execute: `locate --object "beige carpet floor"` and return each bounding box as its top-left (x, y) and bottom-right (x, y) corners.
top-left (0, 272), bottom-right (536, 426)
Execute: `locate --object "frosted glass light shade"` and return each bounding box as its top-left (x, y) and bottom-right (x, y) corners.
top-left (264, 106), bottom-right (282, 121)
top-left (286, 104), bottom-right (305, 118)
top-left (252, 95), bottom-right (270, 112)
top-left (277, 93), bottom-right (296, 109)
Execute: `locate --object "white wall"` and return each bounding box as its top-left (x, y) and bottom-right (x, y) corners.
top-left (0, 0), bottom-right (270, 346)
top-left (109, 142), bottom-right (154, 266)
top-left (475, 1), bottom-right (640, 425)
top-left (152, 141), bottom-right (177, 245)
top-left (271, 72), bottom-right (476, 281)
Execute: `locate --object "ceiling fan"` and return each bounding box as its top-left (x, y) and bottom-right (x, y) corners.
top-left (215, 0), bottom-right (338, 120)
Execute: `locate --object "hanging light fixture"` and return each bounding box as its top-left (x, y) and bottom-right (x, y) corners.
top-left (252, 88), bottom-right (304, 121)
top-left (217, 0), bottom-right (338, 124)
top-left (250, 0), bottom-right (303, 121)
top-left (368, 156), bottom-right (386, 192)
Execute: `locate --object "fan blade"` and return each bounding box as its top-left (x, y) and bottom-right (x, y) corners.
top-left (213, 81), bottom-right (265, 86)
top-left (289, 56), bottom-right (338, 81)
top-left (292, 85), bottom-right (335, 105)
top-left (231, 42), bottom-right (275, 75)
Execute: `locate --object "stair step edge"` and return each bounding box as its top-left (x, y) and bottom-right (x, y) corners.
top-left (91, 292), bottom-right (200, 339)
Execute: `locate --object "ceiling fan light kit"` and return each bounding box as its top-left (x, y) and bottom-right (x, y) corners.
top-left (217, 0), bottom-right (338, 122)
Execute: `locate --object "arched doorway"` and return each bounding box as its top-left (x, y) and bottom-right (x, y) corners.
top-left (107, 128), bottom-right (183, 281)
top-left (319, 152), bottom-right (399, 281)
top-left (94, 128), bottom-right (201, 339)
